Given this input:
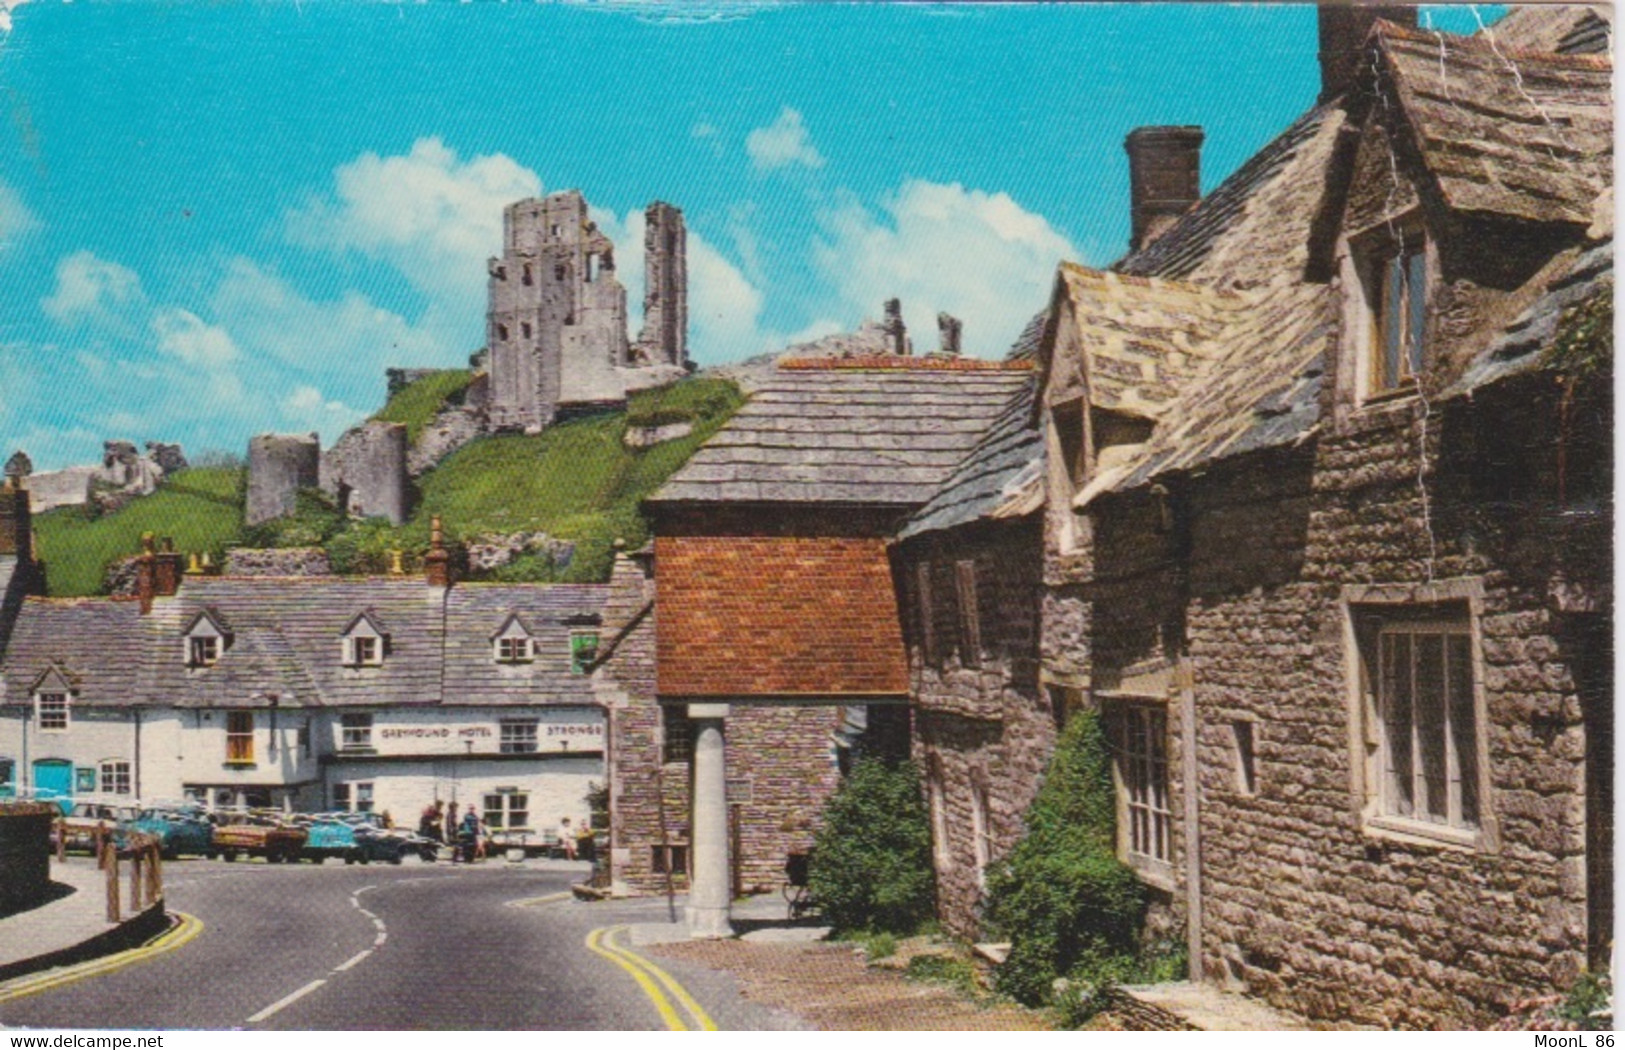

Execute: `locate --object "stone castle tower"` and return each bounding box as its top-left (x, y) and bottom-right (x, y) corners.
top-left (486, 192), bottom-right (689, 432)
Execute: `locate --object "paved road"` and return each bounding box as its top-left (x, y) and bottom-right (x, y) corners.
top-left (0, 857), bottom-right (802, 1031)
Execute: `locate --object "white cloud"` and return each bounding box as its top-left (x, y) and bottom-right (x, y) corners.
top-left (0, 0), bottom-right (30, 35)
top-left (287, 137), bottom-right (541, 307)
top-left (41, 251), bottom-right (145, 329)
top-left (0, 178), bottom-right (39, 244)
top-left (151, 308), bottom-right (239, 367)
top-left (211, 257), bottom-right (443, 379)
top-left (595, 206), bottom-right (773, 365)
top-left (746, 107), bottom-right (825, 172)
top-left (280, 385), bottom-right (362, 441)
top-left (812, 179), bottom-right (1075, 355)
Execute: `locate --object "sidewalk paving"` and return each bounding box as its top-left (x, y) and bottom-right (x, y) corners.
top-left (0, 857), bottom-right (125, 972)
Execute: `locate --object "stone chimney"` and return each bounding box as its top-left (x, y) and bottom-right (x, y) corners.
top-left (0, 474), bottom-right (31, 563)
top-left (1125, 126), bottom-right (1204, 254)
top-left (155, 537), bottom-right (184, 598)
top-left (1318, 4), bottom-right (1419, 104)
top-left (883, 299), bottom-right (909, 356)
top-left (937, 313), bottom-right (963, 357)
top-left (424, 515), bottom-right (451, 588)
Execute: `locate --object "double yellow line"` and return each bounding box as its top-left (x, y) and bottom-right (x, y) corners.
top-left (0, 910), bottom-right (204, 1004)
top-left (585, 925), bottom-right (717, 1031)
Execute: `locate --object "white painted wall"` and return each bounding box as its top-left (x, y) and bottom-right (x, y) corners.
top-left (324, 754), bottom-right (601, 839)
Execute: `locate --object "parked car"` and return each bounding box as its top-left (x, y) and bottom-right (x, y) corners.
top-left (51, 802), bottom-right (140, 854)
top-left (209, 812), bottom-right (306, 863)
top-left (125, 806), bottom-right (214, 859)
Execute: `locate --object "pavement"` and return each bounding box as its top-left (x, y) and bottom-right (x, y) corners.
top-left (0, 857), bottom-right (137, 972)
top-left (627, 893), bottom-right (831, 948)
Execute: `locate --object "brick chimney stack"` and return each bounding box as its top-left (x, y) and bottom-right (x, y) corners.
top-left (1125, 126), bottom-right (1204, 254)
top-left (425, 515), bottom-right (451, 588)
top-left (136, 533), bottom-right (157, 614)
top-left (1318, 4), bottom-right (1418, 104)
top-left (937, 313), bottom-right (963, 357)
top-left (154, 537), bottom-right (184, 599)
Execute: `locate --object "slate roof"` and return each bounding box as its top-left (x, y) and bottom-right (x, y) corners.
top-left (1368, 20), bottom-right (1613, 229)
top-left (443, 584), bottom-right (603, 706)
top-left (1, 576), bottom-right (607, 710)
top-left (897, 377), bottom-right (1043, 541)
top-left (649, 360), bottom-right (1033, 507)
top-left (1445, 238), bottom-right (1614, 397)
top-left (654, 535), bottom-right (908, 698)
top-left (2, 598), bottom-right (147, 709)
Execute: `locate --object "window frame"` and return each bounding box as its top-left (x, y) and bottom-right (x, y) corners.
top-left (36, 692), bottom-right (69, 732)
top-left (570, 631), bottom-right (599, 675)
top-left (954, 559), bottom-right (982, 669)
top-left (915, 561), bottom-right (939, 669)
top-left (188, 635), bottom-right (220, 668)
top-left (499, 719), bottom-right (539, 755)
top-left (340, 712), bottom-right (374, 752)
top-left (483, 789), bottom-right (530, 832)
top-left (1344, 580), bottom-right (1496, 852)
top-left (969, 779), bottom-right (993, 891)
top-left (1354, 222), bottom-right (1430, 400)
top-left (225, 710), bottom-right (255, 766)
top-left (1107, 700), bottom-right (1174, 882)
top-left (99, 759), bottom-right (132, 796)
top-left (346, 635), bottom-right (383, 667)
top-left (495, 635), bottom-right (533, 664)
top-left (661, 705), bottom-right (693, 764)
top-left (927, 763), bottom-right (951, 870)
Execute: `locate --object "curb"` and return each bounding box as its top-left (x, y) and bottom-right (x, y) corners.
top-left (0, 901), bottom-right (169, 985)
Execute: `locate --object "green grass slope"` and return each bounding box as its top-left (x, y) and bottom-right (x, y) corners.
top-left (33, 468), bottom-right (246, 597)
top-left (32, 375), bottom-right (744, 595)
top-left (370, 369), bottom-right (474, 444)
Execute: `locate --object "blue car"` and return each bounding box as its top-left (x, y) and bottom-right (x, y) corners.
top-left (126, 807), bottom-right (215, 859)
top-left (301, 816), bottom-right (410, 865)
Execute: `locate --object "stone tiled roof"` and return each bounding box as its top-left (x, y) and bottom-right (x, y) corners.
top-left (442, 584), bottom-right (603, 706)
top-left (654, 535), bottom-right (908, 698)
top-left (2, 597), bottom-right (147, 708)
top-left (1445, 238), bottom-right (1614, 397)
top-left (897, 376), bottom-right (1042, 541)
top-left (1493, 4), bottom-right (1610, 54)
top-left (1369, 20), bottom-right (1613, 228)
top-left (1, 576), bottom-right (608, 710)
top-left (650, 361), bottom-right (1033, 507)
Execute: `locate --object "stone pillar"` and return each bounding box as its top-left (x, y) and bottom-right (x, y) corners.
top-left (686, 702), bottom-right (733, 939)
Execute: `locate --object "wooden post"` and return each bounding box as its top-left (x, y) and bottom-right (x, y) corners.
top-left (95, 824), bottom-right (106, 870)
top-left (148, 843), bottom-right (163, 902)
top-left (55, 819), bottom-right (65, 863)
top-left (129, 849), bottom-right (143, 911)
top-left (104, 843), bottom-right (120, 923)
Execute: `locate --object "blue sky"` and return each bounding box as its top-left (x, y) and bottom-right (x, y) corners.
top-left (0, 1), bottom-right (1504, 469)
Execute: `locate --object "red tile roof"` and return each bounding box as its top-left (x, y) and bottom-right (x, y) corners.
top-left (778, 355), bottom-right (1033, 372)
top-left (654, 535), bottom-right (909, 698)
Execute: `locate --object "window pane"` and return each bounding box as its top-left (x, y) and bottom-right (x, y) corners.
top-left (1405, 249), bottom-right (1427, 377)
top-left (1416, 633), bottom-right (1448, 822)
top-left (484, 794), bottom-right (504, 829)
top-left (1383, 255), bottom-right (1405, 389)
top-left (1382, 634), bottom-right (1414, 817)
top-left (1448, 635), bottom-right (1479, 827)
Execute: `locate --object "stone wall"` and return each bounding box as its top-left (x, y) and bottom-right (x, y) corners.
top-left (319, 421), bottom-right (410, 525)
top-left (246, 433), bottom-right (320, 526)
top-left (222, 547), bottom-right (333, 577)
top-left (1178, 379), bottom-right (1607, 1026)
top-left (899, 519), bottom-right (1050, 936)
top-left (635, 201), bottom-right (688, 368)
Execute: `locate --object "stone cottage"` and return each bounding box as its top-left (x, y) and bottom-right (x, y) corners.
top-left (595, 352), bottom-right (1032, 934)
top-left (1011, 6), bottom-right (1610, 1028)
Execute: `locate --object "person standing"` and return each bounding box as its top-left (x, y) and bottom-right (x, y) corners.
top-left (459, 806), bottom-right (481, 864)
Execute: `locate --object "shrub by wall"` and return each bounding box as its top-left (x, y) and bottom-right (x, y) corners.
top-left (807, 758), bottom-right (936, 935)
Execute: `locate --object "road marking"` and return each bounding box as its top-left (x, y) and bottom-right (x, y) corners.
top-left (584, 925), bottom-right (718, 1032)
top-left (374, 932), bottom-right (387, 947)
top-left (505, 891), bottom-right (573, 909)
top-left (333, 950), bottom-right (372, 973)
top-left (0, 910), bottom-right (204, 1005)
top-left (246, 978), bottom-right (326, 1023)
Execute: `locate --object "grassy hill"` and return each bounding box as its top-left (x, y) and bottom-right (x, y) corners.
top-left (34, 468), bottom-right (246, 597)
top-left (33, 375), bottom-right (744, 596)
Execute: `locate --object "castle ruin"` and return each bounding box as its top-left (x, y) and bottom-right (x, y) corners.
top-left (486, 191), bottom-right (689, 432)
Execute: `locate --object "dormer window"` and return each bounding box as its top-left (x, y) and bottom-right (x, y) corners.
top-left (1358, 228), bottom-right (1429, 397)
top-left (183, 609), bottom-right (231, 668)
top-left (189, 637), bottom-right (219, 667)
top-left (340, 611), bottom-right (389, 667)
top-left (492, 613), bottom-right (535, 664)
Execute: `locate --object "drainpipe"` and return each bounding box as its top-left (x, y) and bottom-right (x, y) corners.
top-left (134, 709), bottom-right (142, 801)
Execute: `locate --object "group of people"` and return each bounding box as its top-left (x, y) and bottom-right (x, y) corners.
top-left (417, 800), bottom-right (486, 863)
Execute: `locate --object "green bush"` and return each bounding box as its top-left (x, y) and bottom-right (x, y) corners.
top-left (904, 953), bottom-right (980, 996)
top-left (239, 488), bottom-right (348, 549)
top-left (982, 710), bottom-right (1149, 1007)
top-left (807, 758), bottom-right (936, 935)
top-left (1557, 971), bottom-right (1612, 1030)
